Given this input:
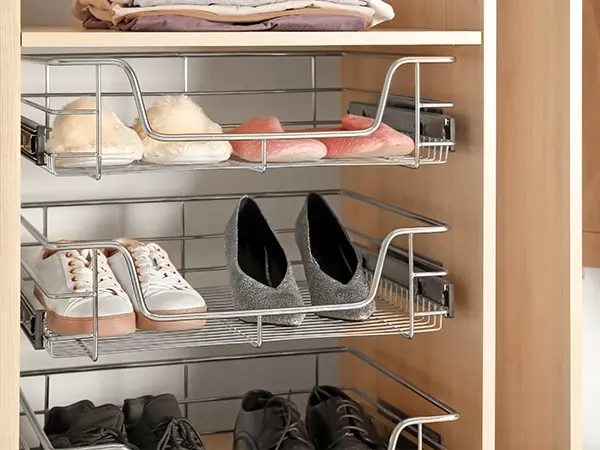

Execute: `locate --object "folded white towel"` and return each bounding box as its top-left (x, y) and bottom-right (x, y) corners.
top-left (363, 0), bottom-right (393, 25)
top-left (132, 96), bottom-right (232, 165)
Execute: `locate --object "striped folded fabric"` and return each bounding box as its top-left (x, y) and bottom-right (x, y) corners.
top-left (72, 0), bottom-right (393, 31)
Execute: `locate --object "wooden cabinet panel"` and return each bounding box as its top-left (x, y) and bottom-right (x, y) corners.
top-left (497, 0), bottom-right (581, 449)
top-left (341, 1), bottom-right (494, 449)
top-left (584, 0), bottom-right (600, 266)
top-left (0, 0), bottom-right (21, 447)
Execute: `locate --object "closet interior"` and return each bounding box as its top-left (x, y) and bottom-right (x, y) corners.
top-left (16, 2), bottom-right (493, 450)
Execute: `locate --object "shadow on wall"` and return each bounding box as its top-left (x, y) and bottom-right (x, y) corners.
top-left (22, 0), bottom-right (76, 26)
top-left (583, 267), bottom-right (600, 450)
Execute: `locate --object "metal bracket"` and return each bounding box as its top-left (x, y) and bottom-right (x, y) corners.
top-left (21, 116), bottom-right (48, 166)
top-left (378, 400), bottom-right (445, 450)
top-left (356, 243), bottom-right (455, 318)
top-left (20, 287), bottom-right (45, 350)
top-left (348, 100), bottom-right (456, 148)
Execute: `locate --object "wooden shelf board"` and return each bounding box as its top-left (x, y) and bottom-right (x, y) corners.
top-left (21, 25), bottom-right (481, 49)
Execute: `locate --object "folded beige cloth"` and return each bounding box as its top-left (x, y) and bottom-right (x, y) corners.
top-left (72, 0), bottom-right (114, 21)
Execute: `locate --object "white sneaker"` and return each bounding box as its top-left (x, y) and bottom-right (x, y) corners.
top-left (107, 239), bottom-right (207, 330)
top-left (34, 248), bottom-right (136, 337)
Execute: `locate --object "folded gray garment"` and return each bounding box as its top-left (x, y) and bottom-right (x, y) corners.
top-left (132, 0), bottom-right (367, 7)
top-left (83, 12), bottom-right (366, 30)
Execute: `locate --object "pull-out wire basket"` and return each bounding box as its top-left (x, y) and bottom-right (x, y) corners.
top-left (20, 189), bottom-right (453, 361)
top-left (21, 51), bottom-right (455, 180)
top-left (20, 346), bottom-right (459, 450)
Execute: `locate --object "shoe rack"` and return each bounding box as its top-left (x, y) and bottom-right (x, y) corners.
top-left (19, 347), bottom-right (459, 450)
top-left (0, 1), bottom-right (583, 450)
top-left (18, 46), bottom-right (461, 446)
top-left (20, 190), bottom-right (452, 358)
top-left (20, 52), bottom-right (457, 178)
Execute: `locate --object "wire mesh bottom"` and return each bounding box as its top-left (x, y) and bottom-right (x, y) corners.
top-left (44, 274), bottom-right (447, 359)
top-left (41, 143), bottom-right (452, 179)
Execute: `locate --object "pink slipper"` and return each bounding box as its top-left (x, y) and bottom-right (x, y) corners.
top-left (315, 115), bottom-right (415, 158)
top-left (228, 116), bottom-right (327, 163)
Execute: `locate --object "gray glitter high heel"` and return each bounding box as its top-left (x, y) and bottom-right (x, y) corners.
top-left (295, 193), bottom-right (374, 321)
top-left (224, 196), bottom-right (305, 326)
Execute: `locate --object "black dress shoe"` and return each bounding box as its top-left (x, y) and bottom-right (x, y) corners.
top-left (306, 386), bottom-right (382, 450)
top-left (123, 393), bottom-right (205, 450)
top-left (44, 400), bottom-right (133, 448)
top-left (234, 390), bottom-right (315, 450)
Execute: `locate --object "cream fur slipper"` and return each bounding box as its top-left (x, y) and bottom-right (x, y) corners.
top-left (132, 96), bottom-right (232, 165)
top-left (47, 97), bottom-right (143, 168)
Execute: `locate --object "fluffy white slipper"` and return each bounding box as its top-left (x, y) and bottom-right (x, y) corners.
top-left (132, 96), bottom-right (232, 165)
top-left (47, 97), bottom-right (143, 168)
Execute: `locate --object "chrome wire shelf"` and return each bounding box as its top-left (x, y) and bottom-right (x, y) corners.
top-left (20, 347), bottom-right (459, 450)
top-left (20, 189), bottom-right (452, 361)
top-left (21, 51), bottom-right (455, 179)
top-left (21, 272), bottom-right (447, 359)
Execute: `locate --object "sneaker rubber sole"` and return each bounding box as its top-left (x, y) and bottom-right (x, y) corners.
top-left (135, 307), bottom-right (207, 331)
top-left (35, 286), bottom-right (136, 337)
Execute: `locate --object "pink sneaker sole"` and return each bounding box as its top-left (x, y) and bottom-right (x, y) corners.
top-left (35, 285), bottom-right (136, 337)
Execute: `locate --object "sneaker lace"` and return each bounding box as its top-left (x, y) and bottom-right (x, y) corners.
top-left (70, 426), bottom-right (136, 449)
top-left (130, 245), bottom-right (189, 294)
top-left (263, 395), bottom-right (313, 450)
top-left (152, 417), bottom-right (205, 450)
top-left (65, 250), bottom-right (125, 296)
top-left (329, 399), bottom-right (371, 448)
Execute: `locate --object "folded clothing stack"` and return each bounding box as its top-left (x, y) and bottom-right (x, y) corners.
top-left (72, 0), bottom-right (394, 31)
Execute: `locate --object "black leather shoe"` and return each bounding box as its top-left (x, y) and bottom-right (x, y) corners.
top-left (306, 386), bottom-right (382, 450)
top-left (123, 393), bottom-right (205, 450)
top-left (234, 390), bottom-right (315, 450)
top-left (44, 400), bottom-right (134, 448)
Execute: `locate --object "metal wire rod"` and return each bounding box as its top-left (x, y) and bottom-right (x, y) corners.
top-left (34, 153), bottom-right (451, 178)
top-left (35, 159), bottom-right (427, 177)
top-left (21, 346), bottom-right (350, 377)
top-left (23, 51), bottom-right (347, 61)
top-left (22, 98), bottom-right (97, 116)
top-left (21, 229), bottom-right (296, 248)
top-left (388, 416), bottom-right (458, 450)
top-left (21, 261), bottom-right (92, 301)
top-left (22, 87), bottom-right (346, 99)
top-left (21, 188), bottom-right (341, 208)
top-left (21, 50), bottom-right (425, 62)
